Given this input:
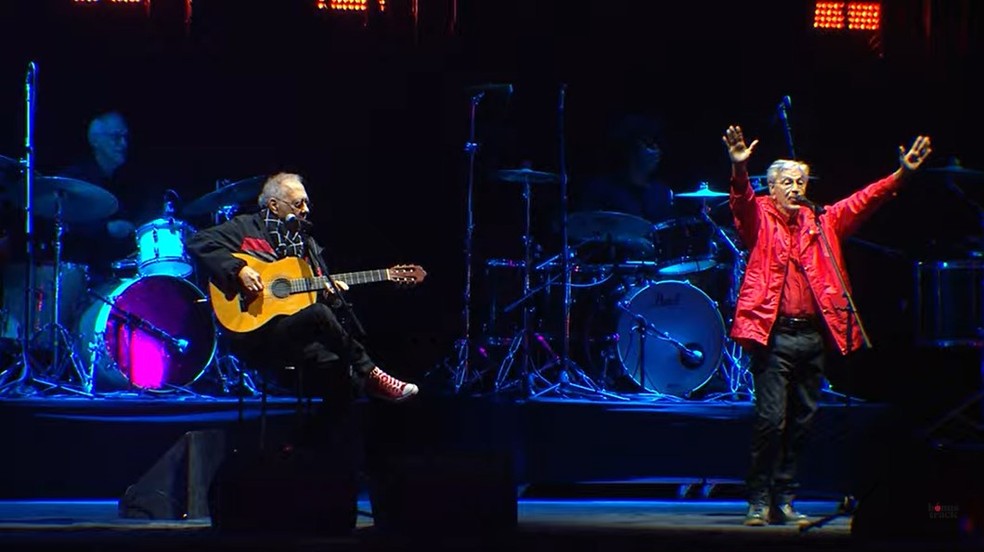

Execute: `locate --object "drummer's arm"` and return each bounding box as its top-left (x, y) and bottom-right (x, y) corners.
top-left (187, 224), bottom-right (247, 295)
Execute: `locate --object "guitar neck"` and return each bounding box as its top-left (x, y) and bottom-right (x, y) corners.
top-left (294, 269), bottom-right (389, 293)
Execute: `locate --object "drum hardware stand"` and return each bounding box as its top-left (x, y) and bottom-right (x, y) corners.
top-left (800, 198), bottom-right (871, 534)
top-left (0, 62), bottom-right (39, 397)
top-left (699, 202), bottom-right (755, 399)
top-left (526, 85), bottom-right (622, 401)
top-left (493, 169), bottom-right (555, 396)
top-left (209, 326), bottom-right (260, 397)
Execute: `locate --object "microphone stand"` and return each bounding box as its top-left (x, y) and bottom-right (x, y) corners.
top-left (303, 233), bottom-right (367, 341)
top-left (450, 91), bottom-right (484, 393)
top-left (1, 62), bottom-right (38, 396)
top-left (778, 96), bottom-right (796, 160)
top-left (799, 204), bottom-right (872, 533)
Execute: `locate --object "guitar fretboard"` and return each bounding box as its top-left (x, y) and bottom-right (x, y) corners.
top-left (289, 270), bottom-right (389, 294)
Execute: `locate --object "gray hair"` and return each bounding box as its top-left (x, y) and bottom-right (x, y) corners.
top-left (258, 172), bottom-right (303, 207)
top-left (766, 159), bottom-right (810, 184)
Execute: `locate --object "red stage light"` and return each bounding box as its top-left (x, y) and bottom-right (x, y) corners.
top-left (847, 2), bottom-right (880, 31)
top-left (814, 2), bottom-right (846, 29)
top-left (815, 2), bottom-right (881, 32)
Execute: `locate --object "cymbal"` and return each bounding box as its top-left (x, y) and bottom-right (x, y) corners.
top-left (182, 175), bottom-right (267, 217)
top-left (568, 210), bottom-right (654, 253)
top-left (925, 159), bottom-right (984, 179)
top-left (676, 182), bottom-right (728, 199)
top-left (0, 154), bottom-right (19, 174)
top-left (495, 168), bottom-right (559, 184)
top-left (32, 176), bottom-right (118, 223)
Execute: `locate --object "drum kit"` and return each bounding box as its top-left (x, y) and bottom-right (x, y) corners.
top-left (470, 170), bottom-right (754, 400)
top-left (0, 163), bottom-right (269, 397)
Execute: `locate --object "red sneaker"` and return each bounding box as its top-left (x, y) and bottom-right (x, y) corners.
top-left (366, 367), bottom-right (419, 402)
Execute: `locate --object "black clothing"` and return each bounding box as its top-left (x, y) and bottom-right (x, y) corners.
top-left (746, 319), bottom-right (825, 507)
top-left (578, 175), bottom-right (675, 224)
top-left (57, 156), bottom-right (166, 278)
top-left (186, 212), bottom-right (374, 385)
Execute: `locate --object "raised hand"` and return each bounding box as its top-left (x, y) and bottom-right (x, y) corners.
top-left (722, 125), bottom-right (759, 165)
top-left (899, 135), bottom-right (932, 172)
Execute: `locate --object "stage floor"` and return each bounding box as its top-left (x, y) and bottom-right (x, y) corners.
top-left (0, 497), bottom-right (858, 552)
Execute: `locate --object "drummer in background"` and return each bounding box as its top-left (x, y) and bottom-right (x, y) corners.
top-left (58, 110), bottom-right (163, 280)
top-left (577, 113), bottom-right (676, 225)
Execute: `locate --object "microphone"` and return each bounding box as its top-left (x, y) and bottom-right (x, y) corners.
top-left (285, 213), bottom-right (313, 233)
top-left (680, 346), bottom-right (704, 367)
top-left (791, 194), bottom-right (826, 214)
top-left (465, 83), bottom-right (513, 95)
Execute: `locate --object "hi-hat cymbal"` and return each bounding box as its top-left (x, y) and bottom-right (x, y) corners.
top-left (495, 168), bottom-right (559, 184)
top-left (925, 159), bottom-right (984, 179)
top-left (32, 176), bottom-right (118, 222)
top-left (676, 182), bottom-right (728, 199)
top-left (182, 175), bottom-right (267, 217)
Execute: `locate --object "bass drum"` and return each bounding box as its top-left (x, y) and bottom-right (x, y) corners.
top-left (614, 280), bottom-right (725, 397)
top-left (76, 275), bottom-right (216, 392)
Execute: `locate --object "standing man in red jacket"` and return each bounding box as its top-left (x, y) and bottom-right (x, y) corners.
top-left (722, 125), bottom-right (932, 526)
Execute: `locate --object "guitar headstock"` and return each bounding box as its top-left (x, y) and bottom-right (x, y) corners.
top-left (387, 264), bottom-right (427, 286)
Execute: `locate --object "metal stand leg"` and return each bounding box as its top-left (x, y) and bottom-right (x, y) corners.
top-left (448, 92), bottom-right (485, 394)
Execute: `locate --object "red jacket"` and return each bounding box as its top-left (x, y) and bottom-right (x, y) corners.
top-left (729, 168), bottom-right (902, 355)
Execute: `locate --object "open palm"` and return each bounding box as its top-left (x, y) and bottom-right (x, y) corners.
top-left (722, 125), bottom-right (759, 164)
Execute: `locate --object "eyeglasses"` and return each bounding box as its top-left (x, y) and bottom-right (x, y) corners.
top-left (275, 196), bottom-right (311, 210)
top-left (96, 131), bottom-right (129, 142)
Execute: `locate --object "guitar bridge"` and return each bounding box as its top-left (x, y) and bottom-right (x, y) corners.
top-left (238, 294), bottom-right (248, 312)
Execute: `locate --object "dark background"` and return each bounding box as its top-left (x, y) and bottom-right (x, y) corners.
top-left (0, 0), bottom-right (982, 403)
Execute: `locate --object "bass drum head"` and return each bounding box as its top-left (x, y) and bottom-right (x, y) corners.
top-left (77, 275), bottom-right (216, 392)
top-left (615, 280), bottom-right (725, 397)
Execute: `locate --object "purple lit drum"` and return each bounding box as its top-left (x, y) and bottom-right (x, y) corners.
top-left (76, 275), bottom-right (215, 392)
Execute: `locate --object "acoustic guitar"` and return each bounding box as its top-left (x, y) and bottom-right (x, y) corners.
top-left (209, 253), bottom-right (426, 333)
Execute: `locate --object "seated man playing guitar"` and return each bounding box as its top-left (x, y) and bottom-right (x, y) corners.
top-left (187, 172), bottom-right (423, 402)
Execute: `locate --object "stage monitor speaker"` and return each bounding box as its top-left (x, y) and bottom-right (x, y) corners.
top-left (119, 429), bottom-right (227, 520)
top-left (207, 446), bottom-right (358, 535)
top-left (368, 451), bottom-right (517, 536)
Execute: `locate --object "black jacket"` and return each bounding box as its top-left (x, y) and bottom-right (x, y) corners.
top-left (186, 211), bottom-right (328, 296)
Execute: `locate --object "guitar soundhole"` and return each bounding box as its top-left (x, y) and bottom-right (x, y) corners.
top-left (270, 278), bottom-right (291, 299)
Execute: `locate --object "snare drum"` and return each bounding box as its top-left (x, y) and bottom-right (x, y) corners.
top-left (75, 275), bottom-right (216, 391)
top-left (135, 218), bottom-right (195, 278)
top-left (651, 217), bottom-right (719, 276)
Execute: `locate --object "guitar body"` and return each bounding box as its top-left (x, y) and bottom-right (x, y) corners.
top-left (208, 253), bottom-right (426, 334)
top-left (209, 254), bottom-right (318, 333)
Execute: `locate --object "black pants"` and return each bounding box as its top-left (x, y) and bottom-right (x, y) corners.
top-left (746, 320), bottom-right (825, 506)
top-left (232, 302), bottom-right (375, 456)
top-left (230, 302), bottom-right (376, 393)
